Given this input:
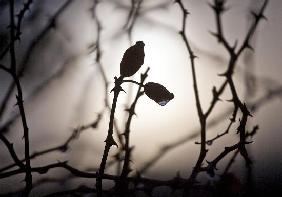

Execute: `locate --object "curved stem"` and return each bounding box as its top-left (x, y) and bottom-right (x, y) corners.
top-left (122, 79), bottom-right (144, 87)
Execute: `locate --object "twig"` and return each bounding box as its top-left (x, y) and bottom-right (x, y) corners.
top-left (117, 68), bottom-right (149, 195)
top-left (222, 125), bottom-right (258, 175)
top-left (0, 112), bottom-right (102, 173)
top-left (90, 0), bottom-right (125, 176)
top-left (0, 161), bottom-right (186, 190)
top-left (96, 76), bottom-right (123, 196)
top-left (173, 1), bottom-right (268, 195)
top-left (139, 81), bottom-right (281, 175)
top-left (0, 0), bottom-right (73, 123)
top-left (7, 0), bottom-right (32, 195)
top-left (211, 0), bottom-right (268, 166)
top-left (44, 185), bottom-right (98, 197)
top-left (0, 0), bottom-right (33, 60)
top-left (0, 132), bottom-right (25, 170)
top-left (175, 0), bottom-right (208, 191)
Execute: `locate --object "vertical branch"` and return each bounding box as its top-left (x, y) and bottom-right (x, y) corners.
top-left (0, 0), bottom-right (73, 122)
top-left (211, 0), bottom-right (268, 166)
top-left (117, 68), bottom-right (149, 195)
top-left (175, 0), bottom-right (207, 191)
top-left (90, 0), bottom-right (125, 174)
top-left (8, 0), bottom-right (32, 195)
top-left (0, 0), bottom-right (33, 60)
top-left (96, 77), bottom-right (123, 197)
top-left (175, 1), bottom-right (268, 195)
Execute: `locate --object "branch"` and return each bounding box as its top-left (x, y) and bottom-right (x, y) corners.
top-left (0, 0), bottom-right (33, 60)
top-left (8, 0), bottom-right (32, 194)
top-left (175, 1), bottom-right (207, 191)
top-left (0, 0), bottom-right (73, 121)
top-left (117, 68), bottom-right (149, 195)
top-left (0, 112), bottom-right (102, 173)
top-left (0, 162), bottom-right (186, 192)
top-left (96, 76), bottom-right (123, 196)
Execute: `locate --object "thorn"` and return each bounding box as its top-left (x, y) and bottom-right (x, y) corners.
top-left (245, 43), bottom-right (254, 51)
top-left (229, 117), bottom-right (235, 122)
top-left (261, 14), bottom-right (267, 21)
top-left (250, 10), bottom-right (258, 19)
top-left (125, 108), bottom-right (136, 116)
top-left (105, 135), bottom-right (118, 147)
top-left (129, 146), bottom-right (135, 152)
top-left (218, 72), bottom-right (227, 77)
top-left (212, 86), bottom-right (217, 96)
top-left (209, 30), bottom-right (219, 39)
top-left (178, 30), bottom-right (184, 36)
top-left (243, 103), bottom-right (252, 117)
top-left (208, 2), bottom-right (216, 11)
top-left (184, 9), bottom-right (190, 15)
top-left (110, 85), bottom-right (126, 93)
top-left (226, 98), bottom-right (233, 102)
top-left (245, 141), bottom-right (253, 144)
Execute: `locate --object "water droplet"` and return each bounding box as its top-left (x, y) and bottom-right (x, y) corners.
top-left (207, 141), bottom-right (213, 146)
top-left (158, 100), bottom-right (170, 106)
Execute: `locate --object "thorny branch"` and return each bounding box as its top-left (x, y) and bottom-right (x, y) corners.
top-left (175, 0), bottom-right (208, 191)
top-left (0, 0), bottom-right (73, 123)
top-left (90, 0), bottom-right (126, 176)
top-left (0, 112), bottom-right (102, 173)
top-left (0, 0), bottom-right (33, 60)
top-left (96, 76), bottom-right (123, 196)
top-left (0, 0), bottom-right (274, 196)
top-left (174, 0), bottom-right (268, 195)
top-left (0, 0), bottom-right (34, 195)
top-left (117, 68), bottom-right (150, 195)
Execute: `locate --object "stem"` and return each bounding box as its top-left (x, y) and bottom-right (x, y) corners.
top-left (96, 76), bottom-right (123, 197)
top-left (9, 0), bottom-right (32, 195)
top-left (175, 1), bottom-right (207, 193)
top-left (122, 79), bottom-right (144, 87)
top-left (117, 68), bottom-right (149, 196)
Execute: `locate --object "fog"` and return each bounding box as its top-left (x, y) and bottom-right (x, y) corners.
top-left (0, 0), bottom-right (282, 196)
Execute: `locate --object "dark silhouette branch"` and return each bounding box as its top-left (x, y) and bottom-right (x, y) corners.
top-left (0, 161), bottom-right (186, 192)
top-left (0, 112), bottom-right (102, 173)
top-left (0, 0), bottom-right (73, 123)
top-left (175, 1), bottom-right (209, 192)
top-left (117, 68), bottom-right (149, 195)
top-left (0, 132), bottom-right (25, 170)
top-left (0, 0), bottom-right (33, 60)
top-left (6, 0), bottom-right (33, 195)
top-left (96, 76), bottom-right (123, 196)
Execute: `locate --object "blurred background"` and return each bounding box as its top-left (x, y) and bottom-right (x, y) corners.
top-left (0, 0), bottom-right (282, 196)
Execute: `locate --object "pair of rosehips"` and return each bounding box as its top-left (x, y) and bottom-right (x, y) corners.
top-left (120, 41), bottom-right (174, 106)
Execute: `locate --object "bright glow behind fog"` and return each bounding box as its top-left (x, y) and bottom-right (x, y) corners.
top-left (5, 0), bottom-right (281, 180)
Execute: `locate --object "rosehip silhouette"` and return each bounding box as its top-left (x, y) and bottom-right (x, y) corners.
top-left (120, 41), bottom-right (145, 77)
top-left (144, 82), bottom-right (174, 106)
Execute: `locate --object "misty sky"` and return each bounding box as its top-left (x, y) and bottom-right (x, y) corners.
top-left (0, 0), bottom-right (282, 195)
